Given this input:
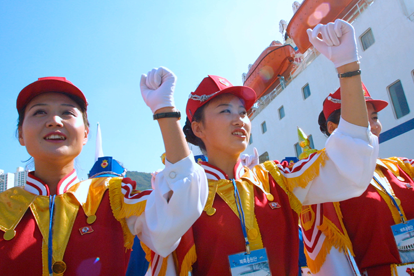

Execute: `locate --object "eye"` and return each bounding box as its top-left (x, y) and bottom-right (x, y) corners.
top-left (240, 110), bottom-right (247, 116)
top-left (220, 109), bottom-right (231, 114)
top-left (33, 109), bottom-right (46, 116)
top-left (62, 110), bottom-right (77, 116)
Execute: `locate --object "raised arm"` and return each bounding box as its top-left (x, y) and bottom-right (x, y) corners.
top-left (308, 19), bottom-right (367, 127)
top-left (122, 67), bottom-right (208, 257)
top-left (278, 20), bottom-right (379, 205)
top-left (140, 67), bottom-right (190, 163)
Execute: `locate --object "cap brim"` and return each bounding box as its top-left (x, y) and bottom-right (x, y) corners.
top-left (17, 79), bottom-right (87, 112)
top-left (367, 99), bottom-right (388, 112)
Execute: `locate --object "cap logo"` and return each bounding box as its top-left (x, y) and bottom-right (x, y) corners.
top-left (219, 78), bottom-right (230, 87)
top-left (101, 160), bottom-right (108, 168)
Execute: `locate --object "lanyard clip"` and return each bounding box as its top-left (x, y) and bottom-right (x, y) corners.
top-left (245, 244), bottom-right (251, 255)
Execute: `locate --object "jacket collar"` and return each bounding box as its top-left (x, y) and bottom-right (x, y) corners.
top-left (199, 159), bottom-right (245, 180)
top-left (24, 169), bottom-right (79, 196)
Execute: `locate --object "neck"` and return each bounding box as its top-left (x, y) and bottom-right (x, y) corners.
top-left (207, 150), bottom-right (240, 179)
top-left (33, 159), bottom-right (75, 195)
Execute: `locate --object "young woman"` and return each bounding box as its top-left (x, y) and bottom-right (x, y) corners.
top-left (0, 72), bottom-right (207, 275)
top-left (302, 84), bottom-right (414, 276)
top-left (142, 19), bottom-right (379, 275)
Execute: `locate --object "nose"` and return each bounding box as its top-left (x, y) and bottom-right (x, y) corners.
top-left (46, 115), bottom-right (64, 128)
top-left (232, 113), bottom-right (245, 127)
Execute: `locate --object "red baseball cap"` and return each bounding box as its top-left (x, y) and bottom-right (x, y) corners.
top-left (323, 82), bottom-right (388, 120)
top-left (186, 75), bottom-right (257, 122)
top-left (17, 77), bottom-right (87, 112)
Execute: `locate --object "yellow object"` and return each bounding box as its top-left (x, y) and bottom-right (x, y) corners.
top-left (161, 153), bottom-right (166, 165)
top-left (297, 127), bottom-right (317, 160)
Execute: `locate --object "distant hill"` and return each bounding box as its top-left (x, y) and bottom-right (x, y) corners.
top-left (126, 171), bottom-right (152, 191)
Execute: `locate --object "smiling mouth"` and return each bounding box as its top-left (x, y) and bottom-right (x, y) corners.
top-left (232, 131), bottom-right (246, 136)
top-left (45, 134), bottom-right (66, 140)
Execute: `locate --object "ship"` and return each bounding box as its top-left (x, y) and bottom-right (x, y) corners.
top-left (243, 0), bottom-right (414, 163)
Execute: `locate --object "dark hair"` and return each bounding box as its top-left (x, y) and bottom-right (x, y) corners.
top-left (318, 109), bottom-right (341, 137)
top-left (16, 92), bottom-right (90, 137)
top-left (183, 104), bottom-right (208, 155)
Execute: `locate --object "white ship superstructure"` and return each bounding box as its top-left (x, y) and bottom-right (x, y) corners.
top-left (244, 0), bottom-right (414, 161)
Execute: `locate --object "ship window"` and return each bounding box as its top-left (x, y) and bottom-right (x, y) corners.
top-left (388, 80), bottom-right (410, 119)
top-left (259, 151), bottom-right (269, 163)
top-left (279, 106), bottom-right (285, 119)
top-left (261, 121), bottom-right (267, 133)
top-left (294, 143), bottom-right (302, 158)
top-left (249, 134), bottom-right (253, 144)
top-left (302, 83), bottom-right (311, 99)
top-left (308, 135), bottom-right (315, 149)
top-left (360, 28), bottom-right (375, 51)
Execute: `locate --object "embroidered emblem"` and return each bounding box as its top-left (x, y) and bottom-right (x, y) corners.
top-left (218, 78), bottom-right (230, 87)
top-left (269, 202), bottom-right (281, 209)
top-left (79, 226), bottom-right (94, 235)
top-left (101, 159), bottom-right (108, 168)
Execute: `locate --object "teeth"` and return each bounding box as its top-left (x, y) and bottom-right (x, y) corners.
top-left (233, 132), bottom-right (244, 136)
top-left (45, 134), bottom-right (65, 140)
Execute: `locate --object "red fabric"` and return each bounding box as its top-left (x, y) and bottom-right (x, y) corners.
top-left (0, 191), bottom-right (131, 276)
top-left (190, 174), bottom-right (299, 276)
top-left (340, 165), bottom-right (414, 275)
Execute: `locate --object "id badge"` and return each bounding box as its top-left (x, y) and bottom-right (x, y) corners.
top-left (391, 219), bottom-right (414, 263)
top-left (228, 248), bottom-right (270, 275)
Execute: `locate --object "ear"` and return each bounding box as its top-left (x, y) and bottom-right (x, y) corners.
top-left (327, 121), bottom-right (338, 135)
top-left (18, 127), bottom-right (25, 146)
top-left (83, 127), bottom-right (89, 145)
top-left (191, 121), bottom-right (205, 139)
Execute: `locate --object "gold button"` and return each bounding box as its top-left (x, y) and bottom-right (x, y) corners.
top-left (206, 208), bottom-right (216, 216)
top-left (52, 261), bottom-right (67, 274)
top-left (248, 228), bottom-right (258, 240)
top-left (393, 197), bottom-right (401, 206)
top-left (3, 229), bottom-right (16, 241)
top-left (87, 215), bottom-right (97, 224)
top-left (266, 194), bottom-right (274, 201)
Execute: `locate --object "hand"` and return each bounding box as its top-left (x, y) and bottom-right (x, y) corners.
top-left (140, 67), bottom-right (176, 113)
top-left (240, 147), bottom-right (259, 169)
top-left (307, 19), bottom-right (358, 68)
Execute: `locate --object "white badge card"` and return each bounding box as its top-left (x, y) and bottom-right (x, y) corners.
top-left (228, 248), bottom-right (270, 276)
top-left (391, 219), bottom-right (414, 263)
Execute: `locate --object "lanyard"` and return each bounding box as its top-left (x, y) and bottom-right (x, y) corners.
top-left (373, 175), bottom-right (406, 224)
top-left (48, 195), bottom-right (56, 275)
top-left (231, 179), bottom-right (250, 254)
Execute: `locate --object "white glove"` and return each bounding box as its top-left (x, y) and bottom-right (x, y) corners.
top-left (307, 19), bottom-right (358, 68)
top-left (240, 147), bottom-right (259, 169)
top-left (140, 67), bottom-right (176, 113)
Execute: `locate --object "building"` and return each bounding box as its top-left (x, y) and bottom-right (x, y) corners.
top-left (14, 167), bottom-right (27, 187)
top-left (244, 0), bottom-right (414, 161)
top-left (0, 170), bottom-right (15, 192)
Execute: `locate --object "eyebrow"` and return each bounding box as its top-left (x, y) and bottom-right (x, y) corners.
top-left (28, 103), bottom-right (77, 111)
top-left (215, 103), bottom-right (246, 109)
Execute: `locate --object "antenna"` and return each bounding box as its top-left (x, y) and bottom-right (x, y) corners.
top-left (95, 123), bottom-right (104, 162)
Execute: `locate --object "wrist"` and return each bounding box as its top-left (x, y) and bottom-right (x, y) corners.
top-left (337, 61), bottom-right (360, 74)
top-left (154, 107), bottom-right (177, 114)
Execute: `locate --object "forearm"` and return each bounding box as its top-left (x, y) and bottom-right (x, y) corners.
top-left (155, 107), bottom-right (190, 164)
top-left (337, 61), bottom-right (368, 128)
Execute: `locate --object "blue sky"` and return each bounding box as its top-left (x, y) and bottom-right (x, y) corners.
top-left (0, 0), bottom-right (294, 179)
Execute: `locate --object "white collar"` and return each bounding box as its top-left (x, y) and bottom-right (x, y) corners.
top-left (199, 159), bottom-right (245, 180)
top-left (24, 170), bottom-right (80, 196)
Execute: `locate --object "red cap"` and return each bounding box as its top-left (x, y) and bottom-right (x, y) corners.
top-left (323, 82), bottom-right (388, 120)
top-left (17, 77), bottom-right (87, 112)
top-left (186, 75), bottom-right (257, 122)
